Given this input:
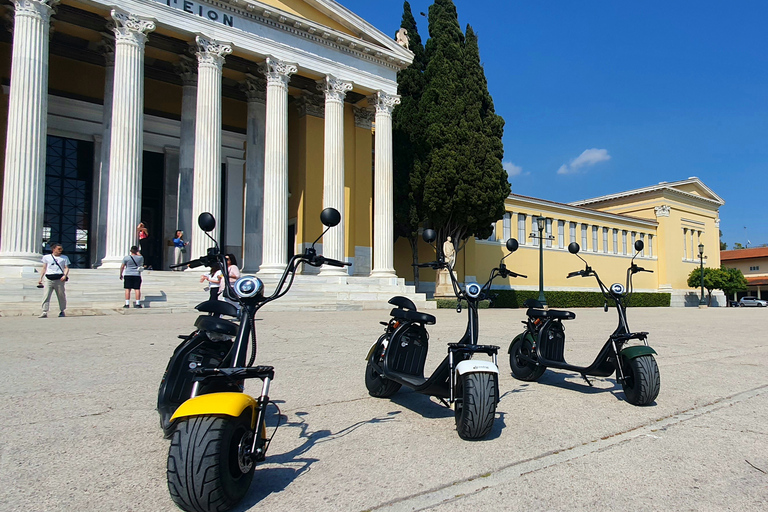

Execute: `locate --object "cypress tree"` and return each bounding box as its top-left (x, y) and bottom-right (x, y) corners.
top-left (392, 2), bottom-right (427, 284)
top-left (419, 0), bottom-right (510, 252)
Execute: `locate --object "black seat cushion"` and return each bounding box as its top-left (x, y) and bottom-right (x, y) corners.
top-left (389, 307), bottom-right (436, 325)
top-left (523, 298), bottom-right (544, 309)
top-left (194, 315), bottom-right (238, 336)
top-left (526, 308), bottom-right (576, 321)
top-left (388, 296), bottom-right (417, 311)
top-left (196, 300), bottom-right (238, 317)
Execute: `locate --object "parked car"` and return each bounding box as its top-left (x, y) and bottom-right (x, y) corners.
top-left (738, 296), bottom-right (767, 307)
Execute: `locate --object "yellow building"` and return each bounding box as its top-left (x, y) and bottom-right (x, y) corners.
top-left (395, 178), bottom-right (726, 307)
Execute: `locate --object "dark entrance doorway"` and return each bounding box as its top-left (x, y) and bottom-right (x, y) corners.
top-left (141, 151), bottom-right (165, 270)
top-left (43, 135), bottom-right (94, 268)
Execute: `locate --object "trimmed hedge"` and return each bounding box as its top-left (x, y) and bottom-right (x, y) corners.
top-left (435, 299), bottom-right (491, 309)
top-left (487, 289), bottom-right (670, 308)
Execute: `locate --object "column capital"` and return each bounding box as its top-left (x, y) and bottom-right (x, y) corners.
top-left (654, 205), bottom-right (671, 218)
top-left (195, 35), bottom-right (232, 70)
top-left (260, 57), bottom-right (297, 86)
top-left (317, 75), bottom-right (353, 103)
top-left (372, 91), bottom-right (401, 115)
top-left (240, 73), bottom-right (266, 103)
top-left (12, 0), bottom-right (59, 22)
top-left (111, 9), bottom-right (155, 47)
top-left (353, 106), bottom-right (374, 129)
top-left (174, 55), bottom-right (198, 86)
top-left (295, 90), bottom-right (325, 118)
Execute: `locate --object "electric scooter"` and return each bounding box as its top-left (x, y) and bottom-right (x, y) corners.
top-left (157, 208), bottom-right (349, 512)
top-left (508, 240), bottom-right (660, 406)
top-left (365, 231), bottom-right (525, 439)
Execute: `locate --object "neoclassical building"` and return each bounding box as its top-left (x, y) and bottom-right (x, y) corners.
top-left (396, 178), bottom-right (726, 306)
top-left (0, 0), bottom-right (411, 277)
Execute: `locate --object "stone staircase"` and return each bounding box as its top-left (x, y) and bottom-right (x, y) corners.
top-left (0, 267), bottom-right (434, 317)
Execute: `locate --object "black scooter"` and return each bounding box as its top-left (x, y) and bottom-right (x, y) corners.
top-left (365, 231), bottom-right (525, 439)
top-left (508, 240), bottom-right (660, 406)
top-left (157, 208), bottom-right (348, 512)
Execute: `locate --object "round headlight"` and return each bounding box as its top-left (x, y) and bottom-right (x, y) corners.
top-left (235, 276), bottom-right (263, 299)
top-left (610, 283), bottom-right (625, 296)
top-left (465, 282), bottom-right (481, 299)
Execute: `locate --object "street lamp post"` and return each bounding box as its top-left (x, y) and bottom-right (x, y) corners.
top-left (698, 242), bottom-right (707, 307)
top-left (529, 215), bottom-right (553, 306)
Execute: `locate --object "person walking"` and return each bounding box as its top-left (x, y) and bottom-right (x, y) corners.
top-left (225, 253), bottom-right (241, 284)
top-left (38, 243), bottom-right (70, 318)
top-left (172, 230), bottom-right (188, 270)
top-left (137, 222), bottom-right (151, 269)
top-left (200, 262), bottom-right (223, 301)
top-left (120, 246), bottom-right (144, 308)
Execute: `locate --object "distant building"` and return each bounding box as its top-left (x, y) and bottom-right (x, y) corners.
top-left (396, 178), bottom-right (726, 307)
top-left (721, 247), bottom-right (768, 301)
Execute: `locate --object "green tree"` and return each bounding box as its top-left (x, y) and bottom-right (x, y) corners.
top-left (687, 267), bottom-right (723, 306)
top-left (719, 229), bottom-right (726, 250)
top-left (719, 265), bottom-right (748, 303)
top-left (733, 242), bottom-right (745, 250)
top-left (393, 1), bottom-right (428, 287)
top-left (419, 0), bottom-right (510, 253)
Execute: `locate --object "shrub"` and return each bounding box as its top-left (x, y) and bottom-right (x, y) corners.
top-left (487, 290), bottom-right (670, 308)
top-left (436, 299), bottom-right (491, 309)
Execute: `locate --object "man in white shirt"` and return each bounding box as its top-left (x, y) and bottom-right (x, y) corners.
top-left (38, 243), bottom-right (70, 318)
top-left (120, 246), bottom-right (145, 308)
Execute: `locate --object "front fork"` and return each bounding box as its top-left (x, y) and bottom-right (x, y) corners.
top-left (250, 376), bottom-right (271, 462)
top-left (448, 347), bottom-right (499, 404)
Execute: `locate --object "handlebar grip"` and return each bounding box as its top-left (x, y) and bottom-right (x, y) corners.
top-left (323, 257), bottom-right (349, 268)
top-left (515, 273), bottom-right (528, 279)
top-left (567, 270), bottom-right (581, 278)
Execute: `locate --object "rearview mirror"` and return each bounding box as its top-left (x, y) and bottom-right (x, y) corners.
top-left (320, 207), bottom-right (341, 228)
top-left (505, 238), bottom-right (519, 253)
top-left (197, 212), bottom-right (216, 232)
top-left (568, 242), bottom-right (580, 254)
top-left (422, 228), bottom-right (436, 244)
top-left (634, 240), bottom-right (644, 252)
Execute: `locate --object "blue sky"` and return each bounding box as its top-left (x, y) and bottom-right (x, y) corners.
top-left (336, 0), bottom-right (768, 249)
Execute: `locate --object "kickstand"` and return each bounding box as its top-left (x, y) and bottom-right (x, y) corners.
top-left (580, 373), bottom-right (593, 387)
top-left (437, 397), bottom-right (450, 408)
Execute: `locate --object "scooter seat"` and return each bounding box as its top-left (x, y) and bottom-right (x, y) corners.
top-left (388, 296), bottom-right (417, 311)
top-left (390, 307), bottom-right (436, 325)
top-left (194, 315), bottom-right (238, 336)
top-left (196, 300), bottom-right (238, 318)
top-left (527, 308), bottom-right (576, 320)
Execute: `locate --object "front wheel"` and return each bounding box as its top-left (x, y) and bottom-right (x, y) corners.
top-left (167, 411), bottom-right (256, 512)
top-left (509, 334), bottom-right (546, 381)
top-left (454, 372), bottom-right (497, 440)
top-left (620, 355), bottom-right (660, 406)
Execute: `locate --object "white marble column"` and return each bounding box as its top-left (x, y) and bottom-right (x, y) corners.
top-left (174, 55), bottom-right (197, 243)
top-left (370, 91), bottom-right (400, 278)
top-left (258, 57), bottom-right (296, 275)
top-left (240, 74), bottom-right (266, 272)
top-left (101, 9), bottom-right (155, 268)
top-left (91, 33), bottom-right (115, 268)
top-left (190, 36), bottom-right (232, 261)
top-left (0, 0), bottom-right (59, 267)
top-left (318, 75), bottom-right (352, 276)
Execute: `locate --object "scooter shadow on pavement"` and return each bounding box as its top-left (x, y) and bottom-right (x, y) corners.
top-left (535, 371), bottom-right (621, 396)
top-left (389, 389), bottom-right (454, 419)
top-left (233, 407), bottom-right (399, 510)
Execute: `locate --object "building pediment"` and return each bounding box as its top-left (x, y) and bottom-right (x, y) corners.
top-left (571, 177), bottom-right (725, 210)
top-left (217, 0), bottom-right (413, 68)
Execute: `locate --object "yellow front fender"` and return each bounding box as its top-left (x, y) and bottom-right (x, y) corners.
top-left (171, 392), bottom-right (257, 428)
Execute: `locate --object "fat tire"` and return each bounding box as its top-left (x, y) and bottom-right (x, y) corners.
top-left (509, 336), bottom-right (546, 381)
top-left (365, 359), bottom-right (401, 397)
top-left (167, 411), bottom-right (255, 512)
top-left (454, 372), bottom-right (497, 440)
top-left (620, 355), bottom-right (660, 406)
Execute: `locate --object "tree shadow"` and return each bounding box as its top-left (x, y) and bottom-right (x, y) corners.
top-left (233, 404), bottom-right (398, 510)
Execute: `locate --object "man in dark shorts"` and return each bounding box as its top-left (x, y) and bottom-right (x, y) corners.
top-left (119, 246), bottom-right (145, 308)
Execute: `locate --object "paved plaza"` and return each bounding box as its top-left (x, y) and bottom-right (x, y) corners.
top-left (1, 306), bottom-right (767, 511)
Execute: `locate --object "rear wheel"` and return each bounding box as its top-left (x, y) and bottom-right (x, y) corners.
top-left (167, 410), bottom-right (255, 512)
top-left (454, 372), bottom-right (497, 440)
top-left (365, 338), bottom-right (401, 398)
top-left (620, 355), bottom-right (660, 406)
top-left (509, 335), bottom-right (546, 381)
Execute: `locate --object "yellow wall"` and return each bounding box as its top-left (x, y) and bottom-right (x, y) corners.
top-left (259, 0), bottom-right (357, 37)
top-left (353, 124), bottom-right (373, 251)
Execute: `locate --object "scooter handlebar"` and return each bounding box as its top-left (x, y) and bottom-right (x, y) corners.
top-left (314, 256), bottom-right (351, 268)
top-left (567, 269), bottom-right (583, 278)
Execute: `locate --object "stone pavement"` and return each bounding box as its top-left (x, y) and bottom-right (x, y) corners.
top-left (0, 307), bottom-right (766, 511)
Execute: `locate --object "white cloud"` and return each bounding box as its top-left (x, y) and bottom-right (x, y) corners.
top-left (557, 148), bottom-right (611, 175)
top-left (503, 161), bottom-right (526, 177)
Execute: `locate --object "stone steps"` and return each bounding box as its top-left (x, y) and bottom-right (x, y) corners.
top-left (0, 267), bottom-right (434, 316)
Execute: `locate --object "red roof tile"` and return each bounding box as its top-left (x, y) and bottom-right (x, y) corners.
top-left (720, 247), bottom-right (768, 261)
top-left (746, 276), bottom-right (768, 286)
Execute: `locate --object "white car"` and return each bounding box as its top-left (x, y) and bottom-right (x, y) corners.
top-left (738, 297), bottom-right (767, 307)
